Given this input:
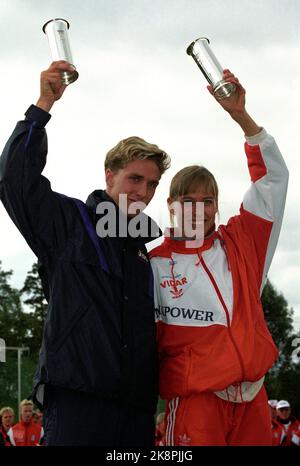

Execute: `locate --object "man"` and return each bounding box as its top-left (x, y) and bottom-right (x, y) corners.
top-left (155, 412), bottom-right (166, 446)
top-left (32, 410), bottom-right (43, 426)
top-left (274, 400), bottom-right (300, 446)
top-left (7, 400), bottom-right (43, 446)
top-left (0, 61), bottom-right (170, 446)
top-left (268, 400), bottom-right (284, 446)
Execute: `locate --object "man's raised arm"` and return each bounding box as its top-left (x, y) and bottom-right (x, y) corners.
top-left (0, 61), bottom-right (77, 258)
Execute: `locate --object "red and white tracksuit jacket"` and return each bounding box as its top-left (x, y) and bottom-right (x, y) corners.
top-left (272, 418), bottom-right (300, 446)
top-left (271, 419), bottom-right (285, 446)
top-left (150, 129), bottom-right (289, 404)
top-left (7, 421), bottom-right (44, 446)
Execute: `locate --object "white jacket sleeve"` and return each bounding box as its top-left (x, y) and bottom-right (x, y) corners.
top-left (7, 428), bottom-right (16, 446)
top-left (242, 128), bottom-right (289, 292)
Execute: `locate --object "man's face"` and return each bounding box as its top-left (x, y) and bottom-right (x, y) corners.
top-left (2, 411), bottom-right (14, 428)
top-left (277, 407), bottom-right (291, 421)
top-left (36, 412), bottom-right (43, 425)
top-left (105, 159), bottom-right (161, 215)
top-left (21, 405), bottom-right (33, 424)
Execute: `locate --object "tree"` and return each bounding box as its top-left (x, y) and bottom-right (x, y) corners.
top-left (262, 279), bottom-right (300, 417)
top-left (0, 261), bottom-right (33, 413)
top-left (0, 261), bottom-right (29, 348)
top-left (20, 262), bottom-right (48, 354)
top-left (262, 279), bottom-right (294, 367)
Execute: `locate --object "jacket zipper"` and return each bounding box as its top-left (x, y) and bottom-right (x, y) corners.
top-left (200, 256), bottom-right (245, 381)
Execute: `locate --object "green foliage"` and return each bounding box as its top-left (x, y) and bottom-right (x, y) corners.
top-left (262, 279), bottom-right (300, 417)
top-left (0, 261), bottom-right (43, 411)
top-left (0, 352), bottom-right (38, 416)
top-left (0, 261), bottom-right (29, 349)
top-left (20, 262), bottom-right (48, 354)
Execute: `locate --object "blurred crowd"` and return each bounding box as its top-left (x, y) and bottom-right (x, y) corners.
top-left (1, 397), bottom-right (299, 446)
top-left (0, 400), bottom-right (43, 446)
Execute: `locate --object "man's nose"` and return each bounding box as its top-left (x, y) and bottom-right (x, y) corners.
top-left (136, 182), bottom-right (148, 199)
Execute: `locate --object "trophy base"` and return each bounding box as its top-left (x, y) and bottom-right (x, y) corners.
top-left (61, 70), bottom-right (79, 85)
top-left (213, 80), bottom-right (236, 100)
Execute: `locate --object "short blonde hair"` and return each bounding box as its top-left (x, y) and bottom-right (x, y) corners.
top-left (20, 399), bottom-right (33, 409)
top-left (169, 165), bottom-right (218, 201)
top-left (0, 406), bottom-right (14, 417)
top-left (105, 136), bottom-right (171, 176)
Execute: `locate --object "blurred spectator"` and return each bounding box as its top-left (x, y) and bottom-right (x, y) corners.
top-left (268, 400), bottom-right (278, 421)
top-left (273, 400), bottom-right (300, 446)
top-left (155, 412), bottom-right (166, 446)
top-left (291, 427), bottom-right (300, 447)
top-left (0, 431), bottom-right (5, 447)
top-left (268, 400), bottom-right (284, 446)
top-left (7, 399), bottom-right (44, 446)
top-left (32, 409), bottom-right (43, 426)
top-left (0, 407), bottom-right (14, 446)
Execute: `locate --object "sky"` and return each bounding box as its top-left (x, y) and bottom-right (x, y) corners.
top-left (0, 0), bottom-right (299, 331)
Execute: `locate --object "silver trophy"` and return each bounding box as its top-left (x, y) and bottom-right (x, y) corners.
top-left (43, 18), bottom-right (79, 85)
top-left (186, 37), bottom-right (235, 99)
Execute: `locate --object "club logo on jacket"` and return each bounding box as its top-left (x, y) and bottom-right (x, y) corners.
top-left (160, 276), bottom-right (188, 299)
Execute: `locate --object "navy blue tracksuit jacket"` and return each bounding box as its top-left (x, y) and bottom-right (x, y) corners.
top-left (0, 105), bottom-right (159, 415)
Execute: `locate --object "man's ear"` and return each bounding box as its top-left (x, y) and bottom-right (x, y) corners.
top-left (105, 169), bottom-right (114, 187)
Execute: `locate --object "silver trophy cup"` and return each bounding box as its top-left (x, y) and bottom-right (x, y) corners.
top-left (186, 37), bottom-right (235, 99)
top-left (43, 18), bottom-right (79, 85)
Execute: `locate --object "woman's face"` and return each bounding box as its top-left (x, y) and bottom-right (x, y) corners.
top-left (2, 410), bottom-right (14, 429)
top-left (168, 186), bottom-right (218, 238)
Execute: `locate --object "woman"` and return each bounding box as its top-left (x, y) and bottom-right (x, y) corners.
top-left (0, 407), bottom-right (14, 446)
top-left (150, 70), bottom-right (289, 446)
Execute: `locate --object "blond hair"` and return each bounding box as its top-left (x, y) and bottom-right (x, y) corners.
top-left (169, 165), bottom-right (218, 201)
top-left (0, 406), bottom-right (14, 417)
top-left (20, 399), bottom-right (33, 409)
top-left (105, 136), bottom-right (171, 175)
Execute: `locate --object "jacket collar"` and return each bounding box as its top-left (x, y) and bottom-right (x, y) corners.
top-left (85, 189), bottom-right (162, 244)
top-left (162, 227), bottom-right (218, 255)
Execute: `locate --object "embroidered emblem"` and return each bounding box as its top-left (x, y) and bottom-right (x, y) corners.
top-left (178, 433), bottom-right (191, 446)
top-left (170, 288), bottom-right (184, 298)
top-left (161, 274), bottom-right (188, 299)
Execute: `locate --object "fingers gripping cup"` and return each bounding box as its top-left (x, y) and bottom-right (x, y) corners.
top-left (186, 37), bottom-right (235, 99)
top-left (43, 18), bottom-right (79, 85)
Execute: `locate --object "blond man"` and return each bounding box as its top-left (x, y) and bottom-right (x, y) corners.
top-left (7, 400), bottom-right (43, 446)
top-left (0, 61), bottom-right (170, 446)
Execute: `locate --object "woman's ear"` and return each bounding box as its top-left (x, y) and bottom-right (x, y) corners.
top-left (167, 197), bottom-right (176, 227)
top-left (167, 197), bottom-right (176, 215)
top-left (214, 198), bottom-right (219, 214)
